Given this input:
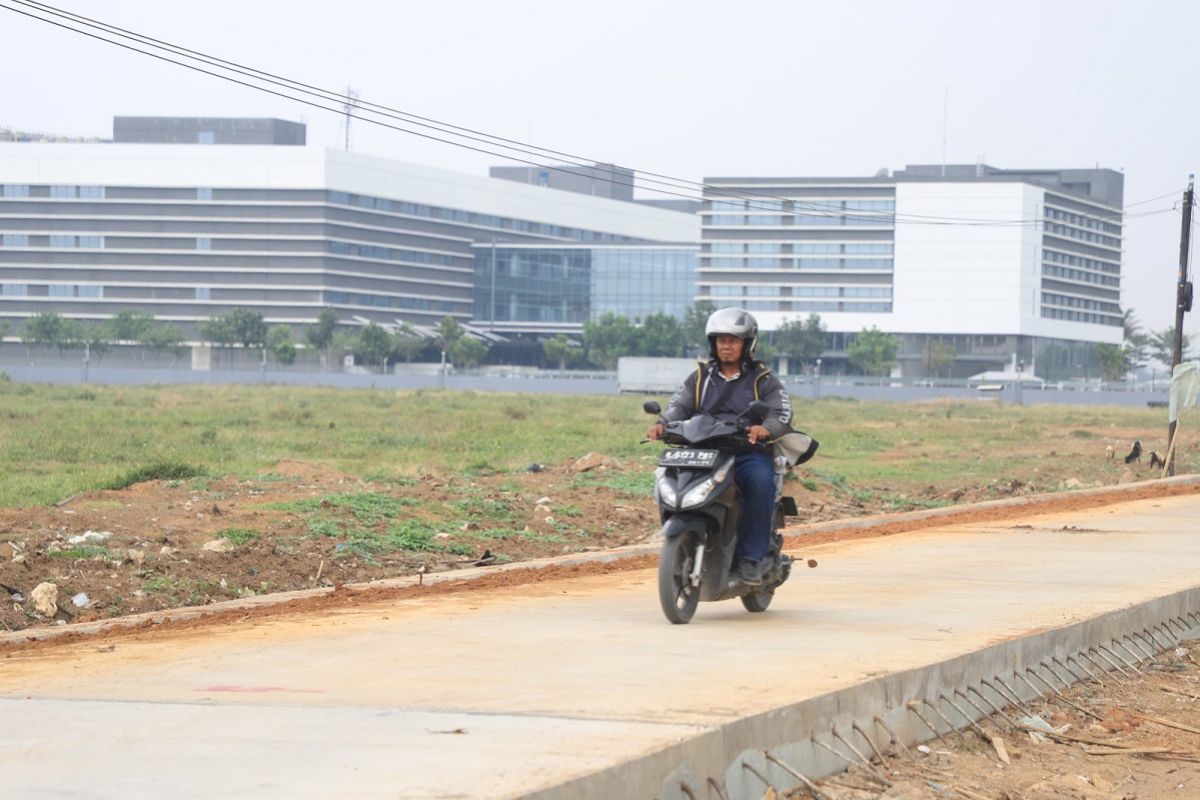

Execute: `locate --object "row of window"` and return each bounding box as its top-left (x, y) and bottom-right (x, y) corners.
top-left (708, 242), bottom-right (893, 255)
top-left (709, 300), bottom-right (893, 313)
top-left (707, 285), bottom-right (892, 298)
top-left (1045, 206), bottom-right (1121, 236)
top-left (1041, 292), bottom-right (1121, 314)
top-left (1042, 264), bottom-right (1120, 287)
top-left (1, 284), bottom-right (103, 297)
top-left (1, 234), bottom-right (106, 248)
top-left (1043, 248), bottom-right (1120, 275)
top-left (3, 185), bottom-right (106, 199)
top-left (706, 214), bottom-right (893, 227)
top-left (327, 191), bottom-right (633, 244)
top-left (1044, 222), bottom-right (1120, 249)
top-left (324, 290), bottom-right (458, 312)
top-left (328, 241), bottom-right (459, 266)
top-left (1041, 307), bottom-right (1123, 326)
top-left (708, 199), bottom-right (895, 213)
top-left (704, 257), bottom-right (893, 271)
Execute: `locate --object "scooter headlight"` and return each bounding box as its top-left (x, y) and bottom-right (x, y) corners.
top-left (679, 457), bottom-right (734, 509)
top-left (655, 468), bottom-right (678, 506)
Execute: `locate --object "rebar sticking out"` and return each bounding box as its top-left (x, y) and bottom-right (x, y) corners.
top-left (905, 700), bottom-right (942, 737)
top-left (873, 715), bottom-right (914, 758)
top-left (831, 729), bottom-right (891, 784)
top-left (740, 760), bottom-right (775, 792)
top-left (678, 781), bottom-right (697, 800)
top-left (764, 750), bottom-right (828, 800)
top-left (965, 685), bottom-right (1019, 729)
top-left (940, 693), bottom-right (988, 739)
top-left (1064, 654), bottom-right (1103, 686)
top-left (851, 721), bottom-right (889, 767)
top-left (706, 777), bottom-right (729, 800)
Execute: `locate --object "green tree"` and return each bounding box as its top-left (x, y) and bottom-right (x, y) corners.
top-left (198, 316), bottom-right (235, 346)
top-left (227, 309), bottom-right (267, 349)
top-left (356, 323), bottom-right (394, 369)
top-left (1150, 325), bottom-right (1193, 367)
top-left (267, 325), bottom-right (298, 366)
top-left (448, 335), bottom-right (489, 369)
top-left (681, 301), bottom-right (716, 355)
top-left (106, 310), bottom-right (155, 344)
top-left (392, 323), bottom-right (428, 364)
top-left (847, 326), bottom-right (899, 377)
top-left (143, 323), bottom-right (186, 359)
top-left (921, 339), bottom-right (956, 378)
top-left (355, 323), bottom-right (394, 370)
top-left (774, 314), bottom-right (826, 371)
top-left (69, 322), bottom-right (112, 358)
top-left (755, 339), bottom-right (776, 366)
top-left (542, 334), bottom-right (576, 370)
top-left (636, 312), bottom-right (684, 357)
top-left (1122, 308), bottom-right (1150, 370)
top-left (582, 312), bottom-right (635, 370)
top-left (306, 308), bottom-right (339, 351)
top-left (22, 312), bottom-right (70, 349)
top-left (1095, 342), bottom-right (1128, 382)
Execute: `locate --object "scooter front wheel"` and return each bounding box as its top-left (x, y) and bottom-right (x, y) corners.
top-left (658, 531), bottom-right (701, 624)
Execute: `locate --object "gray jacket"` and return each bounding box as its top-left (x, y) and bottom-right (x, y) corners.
top-left (663, 359), bottom-right (793, 440)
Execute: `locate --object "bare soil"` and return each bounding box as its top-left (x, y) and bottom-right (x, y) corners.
top-left (0, 449), bottom-right (1187, 635)
top-left (778, 640), bottom-right (1200, 799)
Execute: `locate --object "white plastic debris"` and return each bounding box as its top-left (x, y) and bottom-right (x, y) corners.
top-left (71, 592), bottom-right (90, 608)
top-left (916, 745), bottom-right (932, 755)
top-left (67, 530), bottom-right (111, 546)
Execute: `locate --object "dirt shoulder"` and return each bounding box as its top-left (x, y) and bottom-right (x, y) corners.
top-left (782, 638), bottom-right (1200, 799)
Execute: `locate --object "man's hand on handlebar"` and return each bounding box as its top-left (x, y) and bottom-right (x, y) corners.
top-left (746, 425), bottom-right (770, 444)
top-left (647, 422), bottom-right (666, 441)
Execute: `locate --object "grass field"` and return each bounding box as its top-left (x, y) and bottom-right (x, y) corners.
top-left (0, 381), bottom-right (1192, 508)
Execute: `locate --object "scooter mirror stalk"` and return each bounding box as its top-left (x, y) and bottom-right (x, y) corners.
top-left (643, 400), bottom-right (662, 415)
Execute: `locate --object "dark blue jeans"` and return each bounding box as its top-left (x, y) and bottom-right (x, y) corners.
top-left (733, 451), bottom-right (775, 563)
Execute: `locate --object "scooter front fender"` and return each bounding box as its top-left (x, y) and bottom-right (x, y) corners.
top-left (661, 514), bottom-right (708, 540)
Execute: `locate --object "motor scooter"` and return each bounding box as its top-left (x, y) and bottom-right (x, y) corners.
top-left (643, 399), bottom-right (812, 624)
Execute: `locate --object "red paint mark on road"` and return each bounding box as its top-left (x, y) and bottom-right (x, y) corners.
top-left (196, 685), bottom-right (324, 694)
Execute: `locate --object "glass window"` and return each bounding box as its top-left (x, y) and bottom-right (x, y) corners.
top-left (1, 283), bottom-right (27, 296)
top-left (196, 187), bottom-right (213, 201)
top-left (78, 236), bottom-right (103, 248)
top-left (0, 234), bottom-right (29, 247)
top-left (79, 186), bottom-right (104, 199)
top-left (198, 131), bottom-right (215, 144)
top-left (197, 237), bottom-right (212, 250)
top-left (49, 285), bottom-right (73, 297)
top-left (2, 185), bottom-right (30, 198)
top-left (77, 285), bottom-right (103, 298)
top-left (49, 235), bottom-right (76, 248)
top-left (51, 186), bottom-right (77, 198)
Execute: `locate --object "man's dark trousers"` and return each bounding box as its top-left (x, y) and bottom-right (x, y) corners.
top-left (733, 451), bottom-right (775, 563)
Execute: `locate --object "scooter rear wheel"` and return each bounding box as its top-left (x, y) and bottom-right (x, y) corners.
top-left (658, 531), bottom-right (701, 624)
top-left (741, 589), bottom-right (774, 613)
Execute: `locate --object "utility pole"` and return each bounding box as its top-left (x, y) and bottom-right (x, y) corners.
top-left (342, 86), bottom-right (359, 151)
top-left (1167, 175), bottom-right (1195, 476)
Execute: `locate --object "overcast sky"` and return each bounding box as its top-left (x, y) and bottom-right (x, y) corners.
top-left (2, 0), bottom-right (1196, 338)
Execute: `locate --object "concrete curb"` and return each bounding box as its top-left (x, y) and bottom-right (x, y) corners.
top-left (4, 474), bottom-right (1198, 647)
top-left (533, 585), bottom-right (1200, 800)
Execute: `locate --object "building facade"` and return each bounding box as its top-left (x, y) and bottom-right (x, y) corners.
top-left (0, 129), bottom-right (696, 343)
top-left (700, 164), bottom-right (1124, 379)
top-left (471, 243), bottom-right (697, 335)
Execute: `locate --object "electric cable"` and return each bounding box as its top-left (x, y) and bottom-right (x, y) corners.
top-left (3, 0), bottom-right (1172, 230)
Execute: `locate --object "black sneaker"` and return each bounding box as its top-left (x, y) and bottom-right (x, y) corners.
top-left (738, 559), bottom-right (766, 586)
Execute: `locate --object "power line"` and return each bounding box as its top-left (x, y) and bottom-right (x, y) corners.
top-left (0, 0), bottom-right (1185, 230)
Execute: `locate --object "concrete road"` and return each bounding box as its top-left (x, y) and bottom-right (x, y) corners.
top-left (3, 492), bottom-right (1199, 798)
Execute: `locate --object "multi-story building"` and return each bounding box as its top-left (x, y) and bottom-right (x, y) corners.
top-left (700, 164), bottom-right (1124, 379)
top-left (0, 119), bottom-right (696, 345)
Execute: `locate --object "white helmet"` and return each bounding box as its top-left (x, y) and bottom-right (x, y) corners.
top-left (705, 307), bottom-right (758, 360)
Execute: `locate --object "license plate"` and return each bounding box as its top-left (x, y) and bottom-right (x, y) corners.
top-left (659, 449), bottom-right (718, 468)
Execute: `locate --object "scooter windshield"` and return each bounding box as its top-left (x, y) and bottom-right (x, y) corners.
top-left (663, 414), bottom-right (741, 446)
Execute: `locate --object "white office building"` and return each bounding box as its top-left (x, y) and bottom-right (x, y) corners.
top-left (0, 119), bottom-right (697, 345)
top-left (700, 164), bottom-right (1124, 380)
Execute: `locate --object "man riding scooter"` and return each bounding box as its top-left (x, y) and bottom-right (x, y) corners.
top-left (647, 307), bottom-right (793, 586)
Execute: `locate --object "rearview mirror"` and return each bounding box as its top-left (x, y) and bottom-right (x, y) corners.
top-left (643, 400), bottom-right (662, 415)
top-left (748, 400), bottom-right (769, 421)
